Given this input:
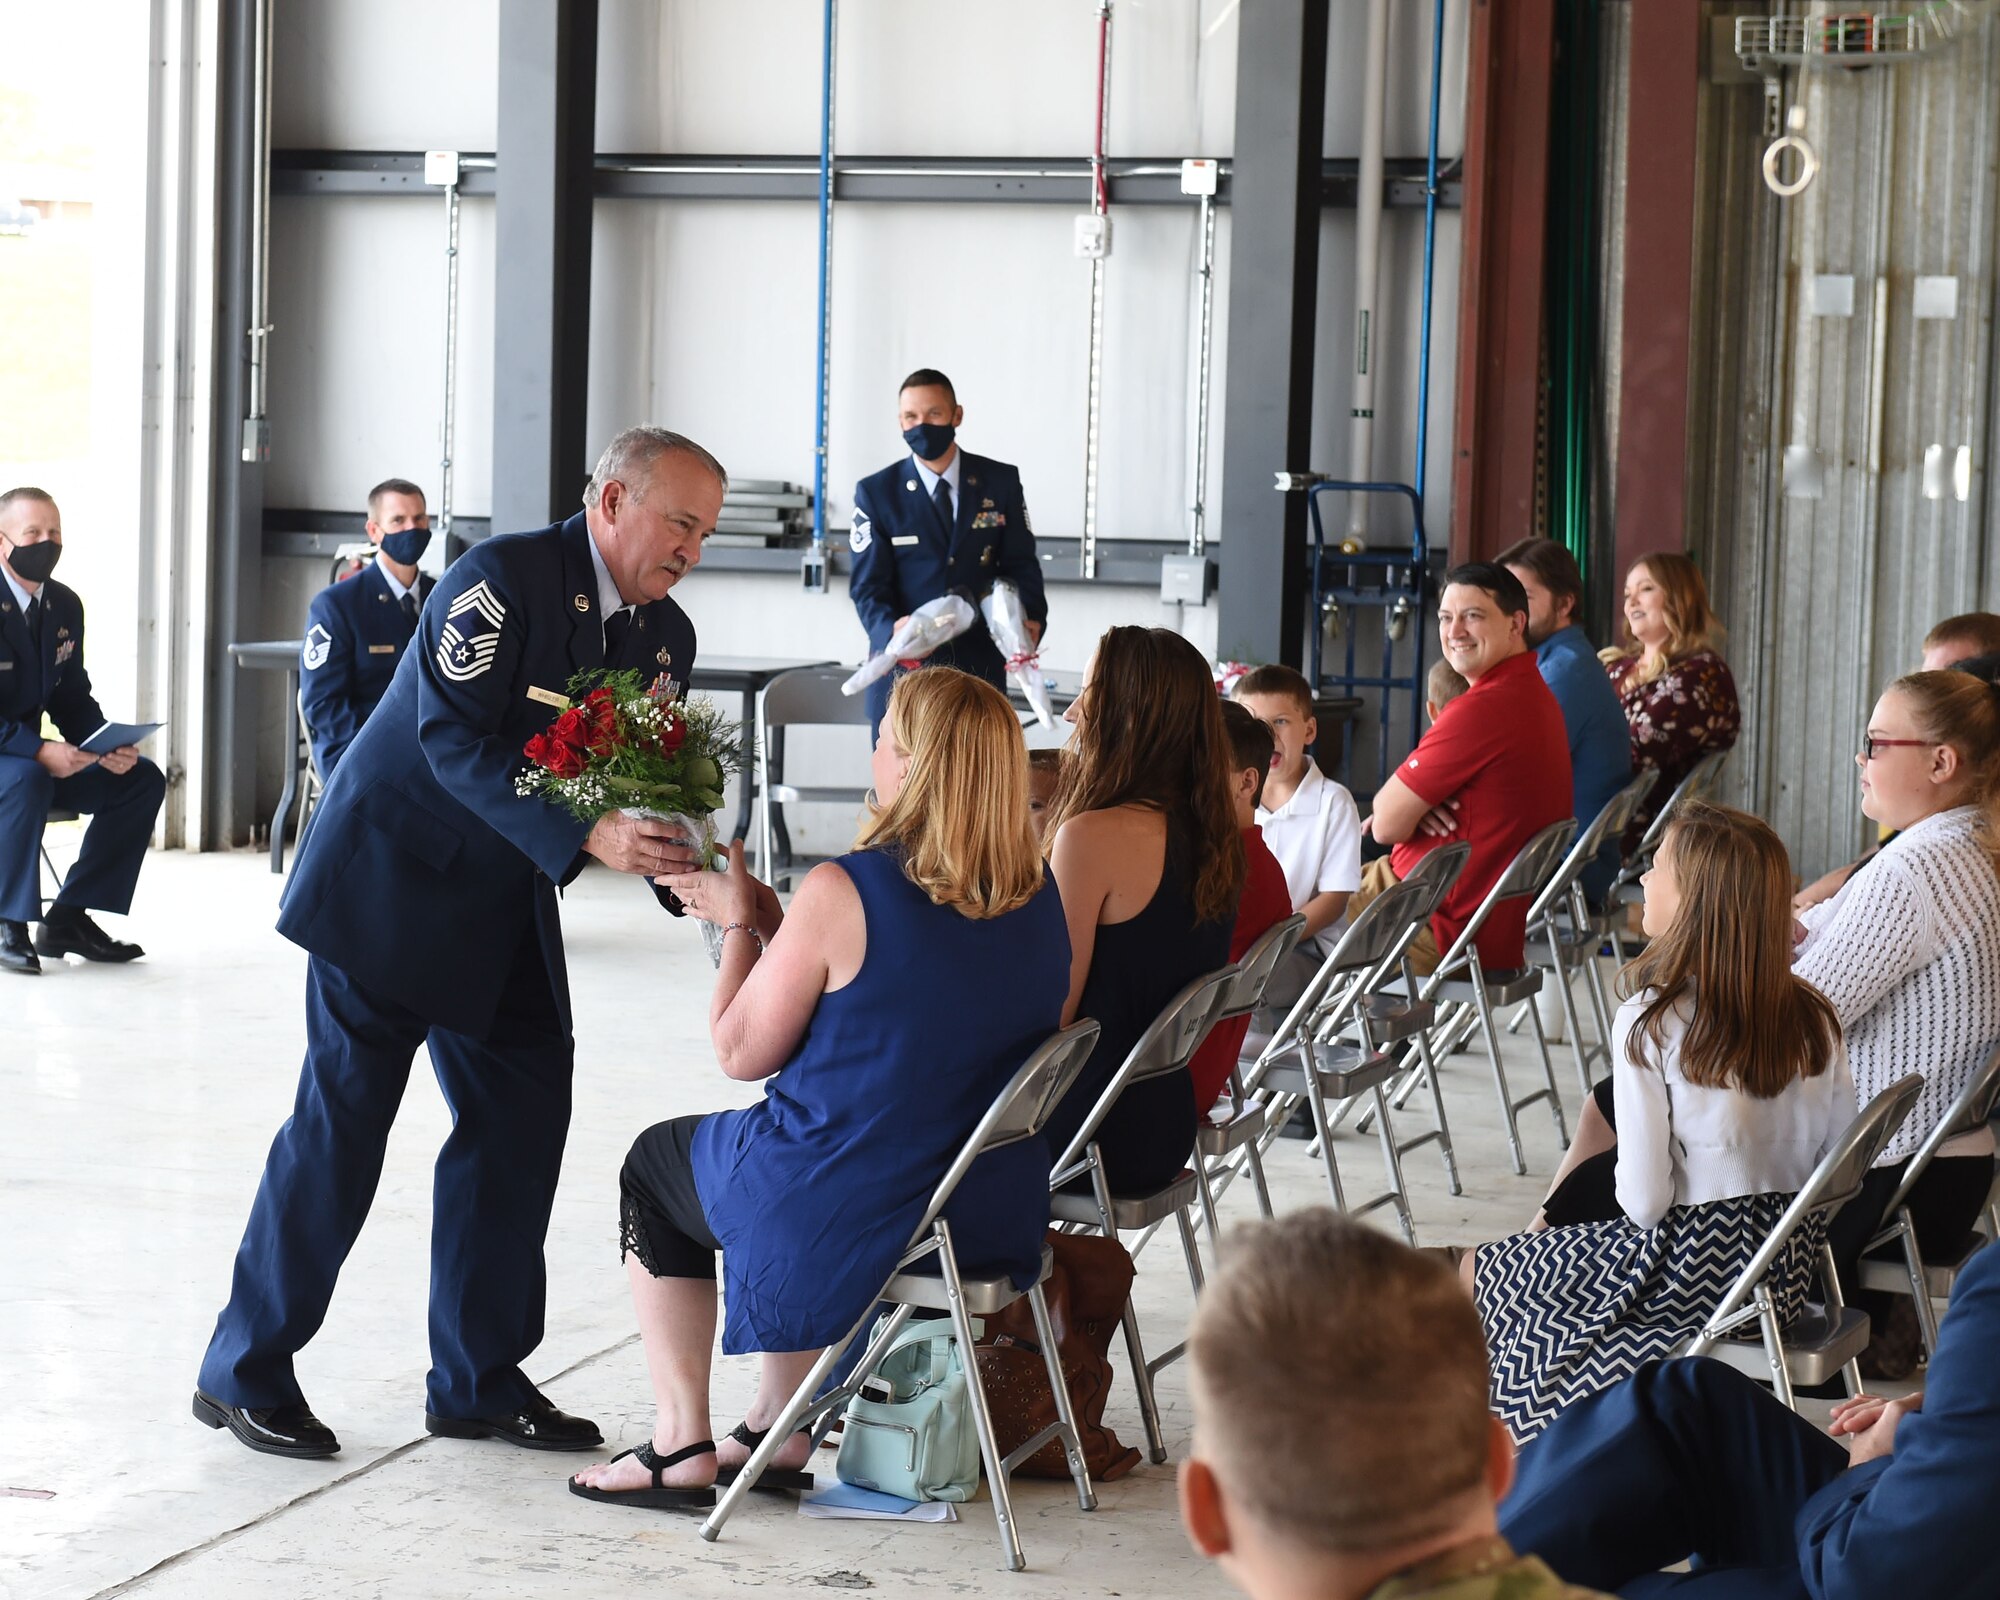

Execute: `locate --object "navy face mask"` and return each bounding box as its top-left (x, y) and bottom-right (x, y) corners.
top-left (902, 421), bottom-right (956, 461)
top-left (379, 526), bottom-right (432, 565)
top-left (2, 535), bottom-right (60, 584)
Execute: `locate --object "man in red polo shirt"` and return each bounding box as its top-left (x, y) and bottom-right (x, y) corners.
top-left (1354, 562), bottom-right (1571, 973)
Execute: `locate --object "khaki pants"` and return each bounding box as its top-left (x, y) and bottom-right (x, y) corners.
top-left (1348, 855), bottom-right (1442, 976)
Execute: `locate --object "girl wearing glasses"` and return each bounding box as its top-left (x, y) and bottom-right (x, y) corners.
top-left (1796, 668), bottom-right (2000, 1375)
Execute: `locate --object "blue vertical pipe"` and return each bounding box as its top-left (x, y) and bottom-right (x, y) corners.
top-left (811, 0), bottom-right (835, 558)
top-left (1411, 0), bottom-right (1445, 564)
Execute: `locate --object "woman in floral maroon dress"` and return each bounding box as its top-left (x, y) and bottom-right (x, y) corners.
top-left (1600, 552), bottom-right (1740, 852)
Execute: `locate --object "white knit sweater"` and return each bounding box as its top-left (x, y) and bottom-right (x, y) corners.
top-left (1795, 805), bottom-right (2000, 1166)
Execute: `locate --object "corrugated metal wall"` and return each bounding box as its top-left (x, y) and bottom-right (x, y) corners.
top-left (1686, 4), bottom-right (2000, 877)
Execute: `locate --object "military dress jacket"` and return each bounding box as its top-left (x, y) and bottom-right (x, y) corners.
top-left (276, 514), bottom-right (697, 1038)
top-left (0, 577), bottom-right (105, 760)
top-left (848, 450), bottom-right (1048, 684)
top-left (299, 560), bottom-right (437, 776)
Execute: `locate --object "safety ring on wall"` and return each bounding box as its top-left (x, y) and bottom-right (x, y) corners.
top-left (1762, 105), bottom-right (1819, 198)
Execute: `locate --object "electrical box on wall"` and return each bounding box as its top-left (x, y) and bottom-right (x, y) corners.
top-left (1179, 158), bottom-right (1219, 196)
top-left (1074, 214), bottom-right (1111, 258)
top-left (1161, 554), bottom-right (1213, 607)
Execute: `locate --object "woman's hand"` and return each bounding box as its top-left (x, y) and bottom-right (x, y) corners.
top-left (656, 841), bottom-right (769, 933)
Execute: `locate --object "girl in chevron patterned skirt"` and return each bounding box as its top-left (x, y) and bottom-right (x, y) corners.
top-left (1466, 801), bottom-right (1854, 1444)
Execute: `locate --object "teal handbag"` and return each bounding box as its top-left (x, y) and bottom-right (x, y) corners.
top-left (835, 1315), bottom-right (982, 1502)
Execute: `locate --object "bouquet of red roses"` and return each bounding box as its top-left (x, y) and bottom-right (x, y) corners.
top-left (515, 669), bottom-right (745, 849)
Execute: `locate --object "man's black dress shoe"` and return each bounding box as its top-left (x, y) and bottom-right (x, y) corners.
top-left (425, 1391), bottom-right (603, 1452)
top-left (0, 921), bottom-right (39, 975)
top-left (36, 909), bottom-right (143, 963)
top-left (192, 1390), bottom-right (341, 1458)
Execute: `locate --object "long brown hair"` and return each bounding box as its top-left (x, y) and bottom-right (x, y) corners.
top-left (854, 668), bottom-right (1044, 919)
top-left (1618, 800), bottom-right (1839, 1095)
top-left (1613, 551), bottom-right (1723, 688)
top-left (1044, 626), bottom-right (1245, 925)
top-left (1888, 668), bottom-right (2000, 863)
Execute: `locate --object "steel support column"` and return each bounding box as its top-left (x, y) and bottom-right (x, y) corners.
top-left (203, 0), bottom-right (266, 848)
top-left (1451, 0), bottom-right (1556, 561)
top-left (1612, 0), bottom-right (1701, 578)
top-left (492, 0), bottom-right (598, 532)
top-left (1216, 0), bottom-right (1330, 667)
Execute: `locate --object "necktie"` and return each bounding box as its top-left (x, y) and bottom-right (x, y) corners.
top-left (933, 478), bottom-right (954, 536)
top-left (24, 595), bottom-right (39, 643)
top-left (603, 607), bottom-right (632, 663)
top-left (401, 592), bottom-right (418, 628)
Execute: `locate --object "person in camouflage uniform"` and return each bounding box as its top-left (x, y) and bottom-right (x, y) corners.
top-left (1178, 1210), bottom-right (1610, 1600)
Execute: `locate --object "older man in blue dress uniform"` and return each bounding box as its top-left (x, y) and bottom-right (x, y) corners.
top-left (195, 429), bottom-right (724, 1459)
top-left (299, 477), bottom-right (437, 778)
top-left (848, 368), bottom-right (1047, 738)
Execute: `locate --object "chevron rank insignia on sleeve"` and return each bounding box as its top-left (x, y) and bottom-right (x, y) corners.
top-left (303, 623), bottom-right (332, 671)
top-left (436, 579), bottom-right (507, 682)
top-left (850, 507), bottom-right (873, 554)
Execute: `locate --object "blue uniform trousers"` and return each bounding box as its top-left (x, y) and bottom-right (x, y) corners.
top-left (1501, 1359), bottom-right (1847, 1598)
top-left (198, 931), bottom-right (572, 1418)
top-left (0, 751), bottom-right (165, 924)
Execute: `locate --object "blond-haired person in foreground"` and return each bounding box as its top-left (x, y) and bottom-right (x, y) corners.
top-left (1181, 1210), bottom-right (1610, 1600)
top-left (571, 667), bottom-right (1070, 1511)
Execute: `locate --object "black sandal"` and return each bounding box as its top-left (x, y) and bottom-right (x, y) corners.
top-left (714, 1420), bottom-right (816, 1492)
top-left (567, 1438), bottom-right (718, 1511)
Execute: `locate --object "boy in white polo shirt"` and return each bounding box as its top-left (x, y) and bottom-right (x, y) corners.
top-left (1234, 665), bottom-right (1363, 974)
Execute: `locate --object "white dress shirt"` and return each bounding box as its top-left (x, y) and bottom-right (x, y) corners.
top-left (1255, 761), bottom-right (1363, 951)
top-left (585, 528), bottom-right (631, 650)
top-left (375, 552), bottom-right (418, 603)
top-left (910, 449), bottom-right (963, 507)
top-left (1612, 988), bottom-right (1856, 1228)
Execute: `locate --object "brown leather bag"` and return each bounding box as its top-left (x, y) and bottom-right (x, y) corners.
top-left (973, 1230), bottom-right (1143, 1481)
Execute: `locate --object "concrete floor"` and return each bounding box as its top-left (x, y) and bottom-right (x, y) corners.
top-left (7, 848), bottom-right (1602, 1600)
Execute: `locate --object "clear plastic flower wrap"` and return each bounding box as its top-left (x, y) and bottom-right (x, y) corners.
top-left (840, 594), bottom-right (976, 696)
top-left (982, 580), bottom-right (1054, 727)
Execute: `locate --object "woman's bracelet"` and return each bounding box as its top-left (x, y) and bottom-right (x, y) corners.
top-left (721, 921), bottom-right (766, 954)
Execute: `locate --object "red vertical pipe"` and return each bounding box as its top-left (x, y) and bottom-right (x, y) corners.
top-left (1451, 0), bottom-right (1557, 561)
top-left (1612, 0), bottom-right (1702, 579)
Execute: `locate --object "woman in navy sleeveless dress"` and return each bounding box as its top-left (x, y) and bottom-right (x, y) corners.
top-left (1043, 627), bottom-right (1244, 1195)
top-left (570, 669), bottom-right (1067, 1510)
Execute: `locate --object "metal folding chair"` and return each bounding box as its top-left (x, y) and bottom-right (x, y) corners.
top-left (1048, 966), bottom-right (1238, 1464)
top-left (1246, 877), bottom-right (1449, 1240)
top-left (754, 665), bottom-right (872, 884)
top-left (1188, 914), bottom-right (1307, 1251)
top-left (1606, 750), bottom-right (1729, 961)
top-left (39, 804), bottom-right (80, 911)
top-left (1858, 1045), bottom-right (2000, 1357)
top-left (1379, 821), bottom-right (1578, 1176)
top-left (1518, 769), bottom-right (1660, 1094)
top-left (1686, 1074), bottom-right (1924, 1409)
top-left (1343, 843), bottom-right (1473, 1192)
top-left (701, 1020), bottom-right (1103, 1572)
top-left (295, 689), bottom-right (325, 845)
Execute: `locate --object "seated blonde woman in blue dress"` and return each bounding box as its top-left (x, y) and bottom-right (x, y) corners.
top-left (568, 667), bottom-right (1068, 1510)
